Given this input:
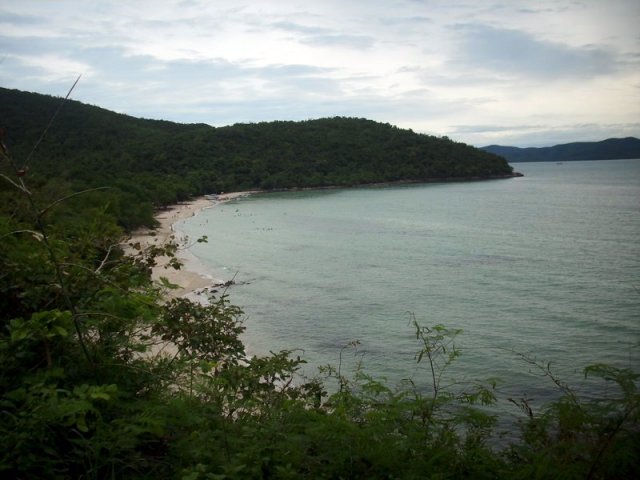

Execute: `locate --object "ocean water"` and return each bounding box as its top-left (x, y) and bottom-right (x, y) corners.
top-left (178, 160), bottom-right (640, 407)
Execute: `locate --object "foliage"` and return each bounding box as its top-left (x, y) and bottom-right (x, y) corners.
top-left (1, 87), bottom-right (513, 231)
top-left (505, 358), bottom-right (640, 479)
top-left (1, 88), bottom-right (637, 479)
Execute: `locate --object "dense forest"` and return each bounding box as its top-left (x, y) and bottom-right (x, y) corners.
top-left (1, 87), bottom-right (514, 229)
top-left (0, 87), bottom-right (637, 478)
top-left (481, 137), bottom-right (640, 162)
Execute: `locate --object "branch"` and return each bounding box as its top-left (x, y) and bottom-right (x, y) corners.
top-left (58, 261), bottom-right (160, 308)
top-left (38, 186), bottom-right (111, 218)
top-left (2, 76), bottom-right (98, 378)
top-left (514, 350), bottom-right (581, 408)
top-left (22, 74), bottom-right (81, 171)
top-left (0, 172), bottom-right (30, 194)
top-left (95, 243), bottom-right (117, 273)
top-left (0, 229), bottom-right (44, 241)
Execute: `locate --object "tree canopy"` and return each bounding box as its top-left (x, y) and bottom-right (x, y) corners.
top-left (1, 87), bottom-right (513, 229)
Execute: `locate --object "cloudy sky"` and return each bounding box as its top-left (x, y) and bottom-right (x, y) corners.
top-left (1, 0), bottom-right (639, 147)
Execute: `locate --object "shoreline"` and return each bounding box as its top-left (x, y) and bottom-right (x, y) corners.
top-left (126, 173), bottom-right (522, 297)
top-left (126, 191), bottom-right (257, 298)
top-left (235, 172), bottom-right (523, 195)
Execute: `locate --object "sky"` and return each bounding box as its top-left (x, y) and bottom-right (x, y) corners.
top-left (1, 0), bottom-right (639, 147)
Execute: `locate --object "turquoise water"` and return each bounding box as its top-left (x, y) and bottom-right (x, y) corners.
top-left (178, 160), bottom-right (640, 405)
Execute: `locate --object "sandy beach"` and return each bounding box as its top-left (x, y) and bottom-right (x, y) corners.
top-left (125, 192), bottom-right (256, 298)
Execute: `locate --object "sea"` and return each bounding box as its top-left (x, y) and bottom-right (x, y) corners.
top-left (177, 159), bottom-right (639, 413)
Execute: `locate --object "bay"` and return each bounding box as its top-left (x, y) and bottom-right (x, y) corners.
top-left (178, 159), bottom-right (640, 406)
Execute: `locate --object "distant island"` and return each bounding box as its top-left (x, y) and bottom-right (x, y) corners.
top-left (1, 87), bottom-right (515, 230)
top-left (480, 137), bottom-right (640, 162)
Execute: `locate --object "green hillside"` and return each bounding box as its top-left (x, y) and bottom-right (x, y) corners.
top-left (481, 137), bottom-right (640, 162)
top-left (1, 87), bottom-right (513, 229)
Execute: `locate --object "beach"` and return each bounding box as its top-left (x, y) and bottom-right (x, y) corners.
top-left (126, 192), bottom-right (256, 298)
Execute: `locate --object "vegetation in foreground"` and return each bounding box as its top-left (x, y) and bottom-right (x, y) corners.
top-left (1, 90), bottom-right (638, 479)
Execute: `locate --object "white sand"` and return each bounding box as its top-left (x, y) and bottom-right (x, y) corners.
top-left (125, 192), bottom-right (257, 298)
top-left (121, 192), bottom-right (259, 360)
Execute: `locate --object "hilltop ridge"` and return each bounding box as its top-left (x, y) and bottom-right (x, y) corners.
top-left (481, 137), bottom-right (640, 162)
top-left (1, 87), bottom-right (513, 228)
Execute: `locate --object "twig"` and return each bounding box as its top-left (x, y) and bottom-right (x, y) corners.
top-left (38, 186), bottom-right (111, 218)
top-left (21, 74), bottom-right (81, 171)
top-left (0, 172), bottom-right (30, 193)
top-left (0, 229), bottom-right (43, 241)
top-left (2, 78), bottom-right (97, 377)
top-left (95, 243), bottom-right (118, 274)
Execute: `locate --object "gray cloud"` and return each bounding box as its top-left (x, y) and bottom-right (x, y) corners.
top-left (449, 122), bottom-right (640, 147)
top-left (451, 124), bottom-right (547, 134)
top-left (1, 1), bottom-right (638, 146)
top-left (450, 24), bottom-right (619, 79)
top-left (0, 30), bottom-right (346, 124)
top-left (378, 15), bottom-right (432, 26)
top-left (272, 20), bottom-right (375, 50)
top-left (0, 9), bottom-right (43, 25)
top-left (299, 33), bottom-right (374, 49)
top-left (271, 21), bottom-right (328, 36)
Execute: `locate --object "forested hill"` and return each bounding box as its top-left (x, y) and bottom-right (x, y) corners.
top-left (1, 87), bottom-right (513, 229)
top-left (481, 137), bottom-right (640, 162)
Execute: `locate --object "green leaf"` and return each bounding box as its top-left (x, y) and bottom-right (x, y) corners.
top-left (76, 415), bottom-right (89, 433)
top-left (53, 326), bottom-right (68, 337)
top-left (159, 276), bottom-right (180, 289)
